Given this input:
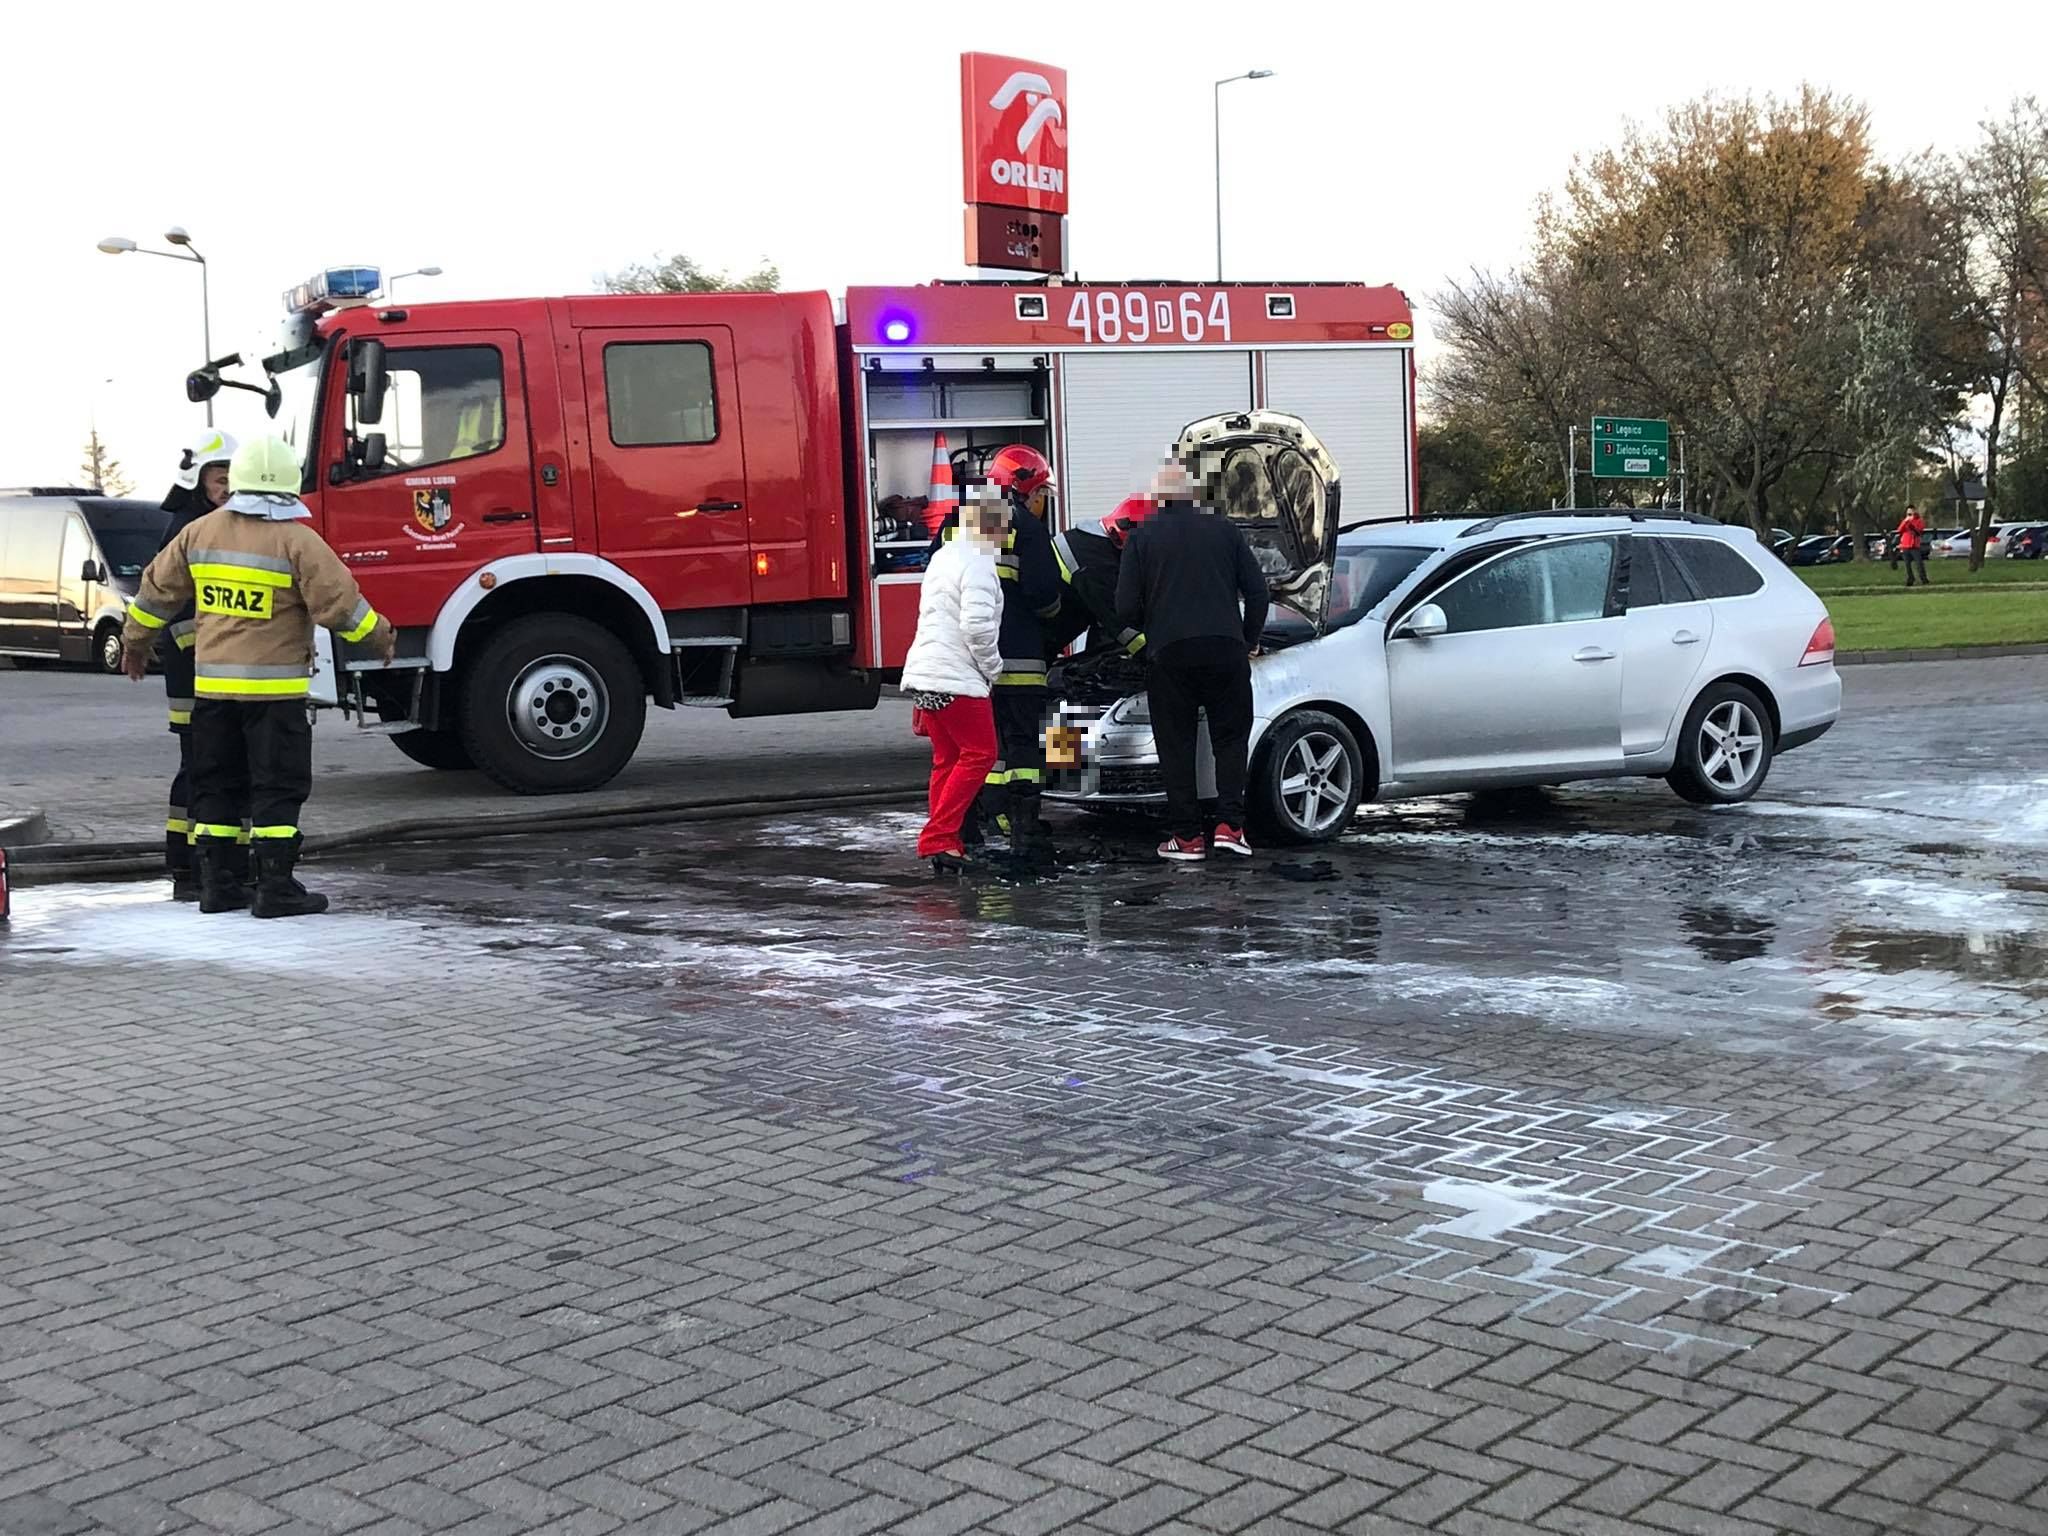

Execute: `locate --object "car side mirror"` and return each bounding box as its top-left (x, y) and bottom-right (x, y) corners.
top-left (82, 559), bottom-right (104, 584)
top-left (1397, 603), bottom-right (1448, 640)
top-left (348, 338), bottom-right (388, 426)
top-left (361, 432), bottom-right (387, 473)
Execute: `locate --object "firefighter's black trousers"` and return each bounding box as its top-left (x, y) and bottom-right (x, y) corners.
top-left (981, 686), bottom-right (1051, 842)
top-left (189, 699), bottom-right (314, 844)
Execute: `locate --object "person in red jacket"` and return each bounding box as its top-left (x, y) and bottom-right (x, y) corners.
top-left (1898, 505), bottom-right (1930, 587)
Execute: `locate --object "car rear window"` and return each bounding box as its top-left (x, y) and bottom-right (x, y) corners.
top-left (1663, 538), bottom-right (1765, 599)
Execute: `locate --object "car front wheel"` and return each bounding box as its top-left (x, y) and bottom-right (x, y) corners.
top-left (96, 623), bottom-right (125, 675)
top-left (1667, 681), bottom-right (1774, 805)
top-left (1251, 711), bottom-right (1365, 843)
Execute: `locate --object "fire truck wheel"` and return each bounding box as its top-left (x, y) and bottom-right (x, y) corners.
top-left (389, 729), bottom-right (475, 771)
top-left (460, 615), bottom-right (647, 794)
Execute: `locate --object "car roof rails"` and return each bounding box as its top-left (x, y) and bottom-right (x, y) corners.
top-left (0, 486), bottom-right (103, 498)
top-left (1458, 507), bottom-right (1721, 539)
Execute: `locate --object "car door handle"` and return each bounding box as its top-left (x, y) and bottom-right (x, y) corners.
top-left (1573, 647), bottom-right (1617, 663)
top-left (1671, 630), bottom-right (1702, 646)
top-left (482, 509), bottom-right (532, 524)
top-left (694, 500), bottom-right (743, 514)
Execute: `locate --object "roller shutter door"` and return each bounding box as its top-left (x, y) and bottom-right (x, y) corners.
top-left (1059, 351), bottom-right (1252, 520)
top-left (1262, 348), bottom-right (1413, 522)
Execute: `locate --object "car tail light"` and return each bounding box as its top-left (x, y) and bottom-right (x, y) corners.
top-left (1800, 616), bottom-right (1835, 667)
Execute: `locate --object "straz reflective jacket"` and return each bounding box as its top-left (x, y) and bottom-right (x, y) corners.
top-left (123, 508), bottom-right (392, 702)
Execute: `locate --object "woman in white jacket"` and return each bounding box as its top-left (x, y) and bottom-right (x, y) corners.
top-left (900, 501), bottom-right (1005, 873)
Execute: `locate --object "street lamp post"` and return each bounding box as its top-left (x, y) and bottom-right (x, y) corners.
top-left (97, 227), bottom-right (214, 425)
top-left (386, 266), bottom-right (444, 299)
top-left (1214, 70), bottom-right (1275, 282)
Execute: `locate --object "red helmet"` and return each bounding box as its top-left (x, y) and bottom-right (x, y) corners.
top-left (1100, 493), bottom-right (1158, 548)
top-left (985, 444), bottom-right (1055, 500)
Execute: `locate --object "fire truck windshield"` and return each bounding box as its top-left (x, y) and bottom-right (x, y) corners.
top-left (269, 355), bottom-right (323, 490)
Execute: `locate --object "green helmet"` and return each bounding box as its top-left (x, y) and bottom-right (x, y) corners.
top-left (228, 435), bottom-right (301, 496)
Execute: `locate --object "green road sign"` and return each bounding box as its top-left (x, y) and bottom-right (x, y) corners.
top-left (1592, 415), bottom-right (1670, 478)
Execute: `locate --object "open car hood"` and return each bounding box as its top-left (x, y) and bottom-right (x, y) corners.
top-left (1174, 410), bottom-right (1341, 631)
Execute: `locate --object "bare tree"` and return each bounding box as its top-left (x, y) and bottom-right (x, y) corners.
top-left (79, 429), bottom-right (132, 496)
top-left (1941, 98), bottom-right (2048, 567)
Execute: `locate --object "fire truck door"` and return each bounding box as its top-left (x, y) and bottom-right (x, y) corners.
top-left (578, 327), bottom-right (750, 611)
top-left (320, 330), bottom-right (540, 625)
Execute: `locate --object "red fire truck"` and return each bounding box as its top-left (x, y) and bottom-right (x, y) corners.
top-left (196, 271), bottom-right (1416, 793)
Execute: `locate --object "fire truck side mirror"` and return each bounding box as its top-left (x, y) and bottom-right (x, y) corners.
top-left (362, 433), bottom-right (387, 474)
top-left (348, 339), bottom-right (389, 426)
top-left (185, 370), bottom-right (221, 405)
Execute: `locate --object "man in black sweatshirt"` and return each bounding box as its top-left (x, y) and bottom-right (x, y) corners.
top-left (1115, 465), bottom-right (1269, 861)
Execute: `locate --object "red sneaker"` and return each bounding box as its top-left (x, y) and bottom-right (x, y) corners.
top-left (1212, 824), bottom-right (1253, 857)
top-left (1157, 835), bottom-right (1207, 862)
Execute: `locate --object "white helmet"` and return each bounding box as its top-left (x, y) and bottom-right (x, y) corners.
top-left (228, 435), bottom-right (301, 497)
top-left (173, 429), bottom-right (239, 491)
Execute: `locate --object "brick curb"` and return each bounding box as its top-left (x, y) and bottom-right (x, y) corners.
top-left (1837, 642), bottom-right (2048, 666)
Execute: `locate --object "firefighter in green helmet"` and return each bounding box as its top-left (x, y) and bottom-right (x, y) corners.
top-left (122, 435), bottom-right (395, 917)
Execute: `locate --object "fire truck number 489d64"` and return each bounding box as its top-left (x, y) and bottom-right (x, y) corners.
top-left (186, 268), bottom-right (1418, 794)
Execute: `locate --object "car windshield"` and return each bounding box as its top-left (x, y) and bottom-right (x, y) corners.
top-left (82, 510), bottom-right (169, 580)
top-left (1265, 543), bottom-right (1432, 638)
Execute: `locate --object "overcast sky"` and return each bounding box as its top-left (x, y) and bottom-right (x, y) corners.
top-left (5, 0), bottom-right (2044, 488)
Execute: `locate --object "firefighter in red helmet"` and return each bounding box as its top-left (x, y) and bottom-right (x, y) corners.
top-left (928, 444), bottom-right (1061, 862)
top-left (1045, 492), bottom-right (1158, 659)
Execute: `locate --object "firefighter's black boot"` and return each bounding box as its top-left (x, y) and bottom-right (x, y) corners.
top-left (225, 842), bottom-right (256, 902)
top-left (250, 836), bottom-right (329, 920)
top-left (196, 842), bottom-right (250, 914)
top-left (1012, 788), bottom-right (1056, 866)
top-left (167, 833), bottom-right (199, 903)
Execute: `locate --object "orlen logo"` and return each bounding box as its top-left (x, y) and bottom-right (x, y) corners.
top-left (962, 52), bottom-right (1069, 215)
top-left (990, 71), bottom-right (1063, 173)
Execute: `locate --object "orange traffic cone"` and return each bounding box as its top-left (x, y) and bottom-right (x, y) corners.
top-left (924, 433), bottom-right (957, 535)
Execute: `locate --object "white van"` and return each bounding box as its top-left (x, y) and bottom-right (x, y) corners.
top-left (0, 491), bottom-right (172, 673)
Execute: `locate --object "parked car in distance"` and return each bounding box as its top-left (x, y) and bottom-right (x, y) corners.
top-left (2003, 524), bottom-right (2048, 559)
top-left (0, 491), bottom-right (170, 673)
top-left (1048, 507), bottom-right (1841, 843)
top-left (1929, 528), bottom-right (1972, 557)
top-left (1789, 534), bottom-right (1856, 566)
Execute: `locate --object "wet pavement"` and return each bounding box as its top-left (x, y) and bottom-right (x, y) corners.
top-left (4, 658), bottom-right (2048, 1535)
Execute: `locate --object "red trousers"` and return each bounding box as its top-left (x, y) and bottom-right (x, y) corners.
top-left (915, 695), bottom-right (998, 857)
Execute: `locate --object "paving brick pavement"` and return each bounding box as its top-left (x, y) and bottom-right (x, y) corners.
top-left (4, 690), bottom-right (2048, 1535)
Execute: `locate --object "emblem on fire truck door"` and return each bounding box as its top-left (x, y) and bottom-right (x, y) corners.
top-left (412, 488), bottom-right (452, 533)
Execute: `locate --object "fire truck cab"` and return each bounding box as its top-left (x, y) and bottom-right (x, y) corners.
top-left (219, 271), bottom-right (1415, 794)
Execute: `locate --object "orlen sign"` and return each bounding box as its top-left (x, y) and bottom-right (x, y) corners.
top-left (960, 52), bottom-right (1069, 215)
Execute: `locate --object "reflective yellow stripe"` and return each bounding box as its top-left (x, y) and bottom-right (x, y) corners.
top-left (340, 606), bottom-right (381, 644)
top-left (993, 671), bottom-right (1046, 686)
top-left (985, 768), bottom-right (1013, 786)
top-left (1052, 546), bottom-right (1074, 581)
top-left (194, 823), bottom-right (243, 840)
top-left (1008, 767), bottom-right (1045, 785)
top-left (190, 562), bottom-right (293, 589)
top-left (174, 631), bottom-right (196, 650)
top-left (128, 606), bottom-right (168, 630)
top-left (166, 818), bottom-right (191, 835)
top-left (194, 675), bottom-right (309, 697)
top-left (167, 708), bottom-right (192, 726)
top-left (249, 825), bottom-right (298, 839)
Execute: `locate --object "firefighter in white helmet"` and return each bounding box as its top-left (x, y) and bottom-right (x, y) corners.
top-left (155, 428), bottom-right (238, 900)
top-left (122, 436), bottom-right (396, 918)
